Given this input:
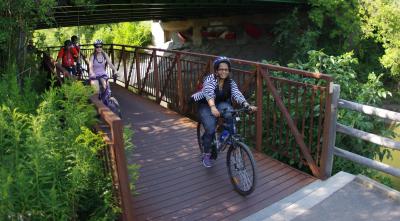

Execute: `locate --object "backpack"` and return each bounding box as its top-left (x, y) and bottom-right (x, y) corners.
top-left (93, 52), bottom-right (108, 69)
top-left (61, 47), bottom-right (76, 67)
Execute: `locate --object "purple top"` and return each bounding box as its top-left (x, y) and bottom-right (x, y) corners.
top-left (91, 53), bottom-right (107, 77)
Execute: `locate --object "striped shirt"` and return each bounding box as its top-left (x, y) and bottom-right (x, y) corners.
top-left (191, 74), bottom-right (247, 105)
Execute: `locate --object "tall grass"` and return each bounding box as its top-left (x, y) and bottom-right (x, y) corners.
top-left (0, 66), bottom-right (130, 220)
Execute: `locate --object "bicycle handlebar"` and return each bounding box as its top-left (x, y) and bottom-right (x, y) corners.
top-left (220, 106), bottom-right (254, 116)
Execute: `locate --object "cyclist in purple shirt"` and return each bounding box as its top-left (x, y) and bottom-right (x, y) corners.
top-left (191, 56), bottom-right (257, 168)
top-left (88, 39), bottom-right (117, 93)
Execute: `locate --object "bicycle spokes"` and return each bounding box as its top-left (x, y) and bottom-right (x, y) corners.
top-left (229, 146), bottom-right (254, 193)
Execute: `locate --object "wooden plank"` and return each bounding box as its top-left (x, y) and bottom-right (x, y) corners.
top-left (134, 157), bottom-right (274, 210)
top-left (221, 177), bottom-right (314, 221)
top-left (151, 170), bottom-right (306, 220)
top-left (137, 164), bottom-right (296, 220)
top-left (134, 155), bottom-right (272, 199)
top-left (334, 147), bottom-right (400, 177)
top-left (336, 123), bottom-right (400, 150)
top-left (134, 157), bottom-right (277, 213)
top-left (338, 99), bottom-right (400, 123)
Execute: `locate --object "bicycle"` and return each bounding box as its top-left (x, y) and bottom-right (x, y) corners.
top-left (90, 74), bottom-right (122, 118)
top-left (197, 107), bottom-right (257, 196)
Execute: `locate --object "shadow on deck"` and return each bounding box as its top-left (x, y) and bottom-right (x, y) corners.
top-left (112, 84), bottom-right (316, 220)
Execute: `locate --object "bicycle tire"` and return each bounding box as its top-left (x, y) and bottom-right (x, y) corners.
top-left (108, 97), bottom-right (122, 118)
top-left (196, 122), bottom-right (204, 154)
top-left (226, 141), bottom-right (257, 196)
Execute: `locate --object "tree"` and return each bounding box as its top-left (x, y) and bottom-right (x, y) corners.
top-left (359, 0), bottom-right (400, 80)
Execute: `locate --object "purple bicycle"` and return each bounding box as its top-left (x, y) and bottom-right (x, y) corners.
top-left (91, 74), bottom-right (121, 118)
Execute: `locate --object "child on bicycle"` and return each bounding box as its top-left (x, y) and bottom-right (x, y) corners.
top-left (88, 39), bottom-right (117, 93)
top-left (191, 56), bottom-right (257, 168)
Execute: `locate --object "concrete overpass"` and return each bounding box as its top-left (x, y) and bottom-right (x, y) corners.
top-left (39, 0), bottom-right (306, 29)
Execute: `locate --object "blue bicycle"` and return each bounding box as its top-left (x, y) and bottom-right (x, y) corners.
top-left (197, 107), bottom-right (257, 195)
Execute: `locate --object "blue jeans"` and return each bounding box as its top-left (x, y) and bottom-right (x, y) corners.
top-left (198, 102), bottom-right (234, 153)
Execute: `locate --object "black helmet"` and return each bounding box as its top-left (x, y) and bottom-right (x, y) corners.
top-left (64, 40), bottom-right (72, 47)
top-left (71, 35), bottom-right (78, 43)
top-left (213, 56), bottom-right (231, 71)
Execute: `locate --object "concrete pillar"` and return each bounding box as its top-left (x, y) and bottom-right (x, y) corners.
top-left (151, 20), bottom-right (165, 48)
top-left (192, 22), bottom-right (202, 46)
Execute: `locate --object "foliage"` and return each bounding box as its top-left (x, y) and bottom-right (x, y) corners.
top-left (0, 63), bottom-right (43, 113)
top-left (287, 50), bottom-right (394, 177)
top-left (359, 0), bottom-right (400, 79)
top-left (307, 0), bottom-right (363, 53)
top-left (272, 9), bottom-right (320, 62)
top-left (0, 79), bottom-right (126, 220)
top-left (34, 21), bottom-right (152, 48)
top-left (272, 0), bottom-right (393, 83)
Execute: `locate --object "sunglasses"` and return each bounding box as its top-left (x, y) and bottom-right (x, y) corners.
top-left (95, 45), bottom-right (102, 48)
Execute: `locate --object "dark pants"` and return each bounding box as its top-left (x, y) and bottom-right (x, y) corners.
top-left (198, 102), bottom-right (234, 153)
top-left (63, 66), bottom-right (77, 76)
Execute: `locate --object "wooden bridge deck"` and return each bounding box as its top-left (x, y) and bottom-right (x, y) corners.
top-left (112, 85), bottom-right (317, 221)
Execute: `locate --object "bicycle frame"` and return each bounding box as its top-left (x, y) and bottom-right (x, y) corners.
top-left (215, 108), bottom-right (248, 152)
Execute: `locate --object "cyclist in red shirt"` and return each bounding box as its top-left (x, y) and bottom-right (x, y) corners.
top-left (57, 40), bottom-right (78, 77)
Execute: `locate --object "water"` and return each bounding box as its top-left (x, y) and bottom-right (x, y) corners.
top-left (378, 125), bottom-right (400, 190)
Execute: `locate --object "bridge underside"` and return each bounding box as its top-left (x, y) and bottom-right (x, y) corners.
top-left (38, 0), bottom-right (305, 29)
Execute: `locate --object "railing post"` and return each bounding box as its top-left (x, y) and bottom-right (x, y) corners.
top-left (320, 84), bottom-right (340, 178)
top-left (176, 53), bottom-right (183, 111)
top-left (122, 46), bottom-right (128, 87)
top-left (153, 49), bottom-right (160, 102)
top-left (135, 48), bottom-right (141, 90)
top-left (208, 58), bottom-right (213, 73)
top-left (256, 65), bottom-right (263, 151)
top-left (110, 44), bottom-right (115, 78)
top-left (111, 119), bottom-right (134, 221)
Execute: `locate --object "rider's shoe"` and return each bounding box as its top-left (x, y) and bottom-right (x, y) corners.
top-left (202, 153), bottom-right (212, 168)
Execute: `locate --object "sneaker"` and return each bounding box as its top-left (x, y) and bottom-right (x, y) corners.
top-left (202, 153), bottom-right (212, 168)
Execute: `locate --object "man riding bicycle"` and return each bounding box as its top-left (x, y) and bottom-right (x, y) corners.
top-left (191, 56), bottom-right (257, 168)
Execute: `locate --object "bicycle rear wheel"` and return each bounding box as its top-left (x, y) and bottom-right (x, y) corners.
top-left (226, 142), bottom-right (257, 196)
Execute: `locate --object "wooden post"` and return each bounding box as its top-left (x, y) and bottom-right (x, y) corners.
top-left (153, 49), bottom-right (160, 102)
top-left (256, 66), bottom-right (263, 151)
top-left (135, 49), bottom-right (141, 90)
top-left (122, 46), bottom-right (128, 87)
top-left (320, 84), bottom-right (340, 178)
top-left (110, 44), bottom-right (115, 78)
top-left (208, 58), bottom-right (213, 73)
top-left (176, 53), bottom-right (183, 111)
top-left (111, 119), bottom-right (134, 221)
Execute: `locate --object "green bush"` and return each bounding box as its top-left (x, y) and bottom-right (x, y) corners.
top-left (0, 79), bottom-right (138, 220)
top-left (287, 50), bottom-right (394, 179)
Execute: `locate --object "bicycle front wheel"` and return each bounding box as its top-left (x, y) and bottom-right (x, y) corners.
top-left (226, 142), bottom-right (257, 196)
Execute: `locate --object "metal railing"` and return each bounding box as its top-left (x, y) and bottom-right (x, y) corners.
top-left (51, 44), bottom-right (333, 178)
top-left (45, 44), bottom-right (334, 179)
top-left (90, 95), bottom-right (134, 221)
top-left (325, 84), bottom-right (400, 177)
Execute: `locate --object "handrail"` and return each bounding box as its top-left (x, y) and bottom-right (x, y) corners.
top-left (326, 84), bottom-right (400, 178)
top-left (44, 44), bottom-right (333, 81)
top-left (90, 95), bottom-right (134, 221)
